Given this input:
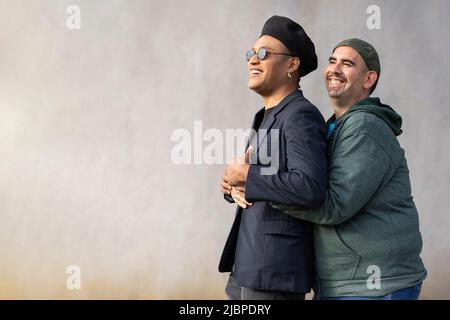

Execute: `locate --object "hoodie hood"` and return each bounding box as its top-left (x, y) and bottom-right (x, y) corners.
top-left (344, 97), bottom-right (403, 136)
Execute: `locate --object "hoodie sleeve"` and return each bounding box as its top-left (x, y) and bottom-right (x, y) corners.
top-left (272, 128), bottom-right (393, 225)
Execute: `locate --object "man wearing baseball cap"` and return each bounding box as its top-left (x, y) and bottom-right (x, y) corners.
top-left (272, 38), bottom-right (427, 299)
top-left (218, 16), bottom-right (327, 300)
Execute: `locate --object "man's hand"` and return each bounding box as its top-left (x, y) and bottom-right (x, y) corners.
top-left (231, 186), bottom-right (253, 209)
top-left (220, 173), bottom-right (232, 196)
top-left (223, 147), bottom-right (253, 187)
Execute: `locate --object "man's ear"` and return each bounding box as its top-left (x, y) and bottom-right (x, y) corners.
top-left (364, 71), bottom-right (378, 90)
top-left (287, 57), bottom-right (301, 74)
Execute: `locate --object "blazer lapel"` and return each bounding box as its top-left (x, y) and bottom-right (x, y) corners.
top-left (255, 90), bottom-right (302, 152)
top-left (247, 107), bottom-right (265, 149)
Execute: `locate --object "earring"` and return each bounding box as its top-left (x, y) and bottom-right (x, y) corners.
top-left (287, 72), bottom-right (292, 78)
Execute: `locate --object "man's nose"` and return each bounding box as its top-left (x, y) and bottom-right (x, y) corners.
top-left (329, 63), bottom-right (342, 74)
top-left (249, 53), bottom-right (259, 65)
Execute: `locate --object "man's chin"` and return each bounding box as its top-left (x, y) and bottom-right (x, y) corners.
top-left (248, 81), bottom-right (262, 92)
top-left (327, 89), bottom-right (343, 99)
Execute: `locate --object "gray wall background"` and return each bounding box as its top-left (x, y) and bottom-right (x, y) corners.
top-left (0, 0), bottom-right (448, 299)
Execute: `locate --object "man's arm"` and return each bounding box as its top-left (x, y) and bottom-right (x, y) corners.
top-left (245, 108), bottom-right (327, 208)
top-left (271, 131), bottom-right (392, 225)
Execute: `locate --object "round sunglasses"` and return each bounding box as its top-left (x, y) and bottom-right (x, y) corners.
top-left (246, 48), bottom-right (292, 61)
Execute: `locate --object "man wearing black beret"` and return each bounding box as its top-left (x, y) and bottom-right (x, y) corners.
top-left (219, 16), bottom-right (327, 300)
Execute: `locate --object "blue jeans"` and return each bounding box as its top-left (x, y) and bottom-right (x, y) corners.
top-left (318, 282), bottom-right (422, 300)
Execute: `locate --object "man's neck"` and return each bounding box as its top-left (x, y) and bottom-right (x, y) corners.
top-left (262, 85), bottom-right (298, 110)
top-left (331, 93), bottom-right (370, 119)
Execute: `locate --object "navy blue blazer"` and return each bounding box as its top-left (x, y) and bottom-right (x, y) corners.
top-left (219, 90), bottom-right (327, 293)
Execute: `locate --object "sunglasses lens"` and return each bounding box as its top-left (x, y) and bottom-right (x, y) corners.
top-left (246, 50), bottom-right (255, 61)
top-left (257, 48), bottom-right (267, 60)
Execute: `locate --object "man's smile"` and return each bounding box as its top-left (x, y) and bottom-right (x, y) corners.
top-left (249, 68), bottom-right (263, 76)
top-left (327, 76), bottom-right (346, 88)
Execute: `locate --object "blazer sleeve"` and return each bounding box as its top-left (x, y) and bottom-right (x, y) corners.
top-left (245, 107), bottom-right (327, 208)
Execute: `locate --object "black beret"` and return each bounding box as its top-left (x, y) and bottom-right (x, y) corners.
top-left (260, 15), bottom-right (318, 77)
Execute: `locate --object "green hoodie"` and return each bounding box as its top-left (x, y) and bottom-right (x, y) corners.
top-left (272, 97), bottom-right (426, 297)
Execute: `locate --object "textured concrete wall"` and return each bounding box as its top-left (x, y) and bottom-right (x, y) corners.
top-left (0, 0), bottom-right (448, 299)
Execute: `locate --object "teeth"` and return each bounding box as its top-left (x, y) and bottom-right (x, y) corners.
top-left (329, 78), bottom-right (343, 85)
top-left (250, 70), bottom-right (261, 74)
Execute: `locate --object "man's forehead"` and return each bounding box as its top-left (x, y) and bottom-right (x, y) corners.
top-left (331, 46), bottom-right (363, 62)
top-left (254, 35), bottom-right (287, 51)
